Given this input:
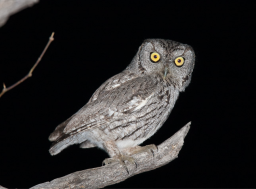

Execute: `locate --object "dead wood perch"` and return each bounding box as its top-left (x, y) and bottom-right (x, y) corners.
top-left (31, 122), bottom-right (191, 189)
top-left (0, 32), bottom-right (54, 98)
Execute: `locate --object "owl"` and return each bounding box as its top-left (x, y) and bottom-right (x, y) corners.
top-left (49, 39), bottom-right (195, 168)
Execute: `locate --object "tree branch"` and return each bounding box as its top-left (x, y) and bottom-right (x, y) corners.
top-left (0, 32), bottom-right (55, 98)
top-left (31, 122), bottom-right (191, 189)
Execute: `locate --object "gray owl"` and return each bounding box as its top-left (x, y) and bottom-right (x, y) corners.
top-left (49, 39), bottom-right (195, 168)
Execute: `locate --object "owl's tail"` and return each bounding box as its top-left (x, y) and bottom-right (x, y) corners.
top-left (49, 131), bottom-right (88, 155)
top-left (48, 116), bottom-right (74, 142)
top-left (48, 115), bottom-right (79, 155)
top-left (49, 114), bottom-right (97, 155)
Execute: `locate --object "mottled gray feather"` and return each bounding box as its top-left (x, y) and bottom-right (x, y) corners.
top-left (48, 38), bottom-right (195, 157)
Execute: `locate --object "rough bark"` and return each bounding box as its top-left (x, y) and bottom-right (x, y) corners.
top-left (0, 0), bottom-right (39, 27)
top-left (31, 122), bottom-right (191, 189)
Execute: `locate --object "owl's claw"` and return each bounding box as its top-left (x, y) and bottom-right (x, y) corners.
top-left (102, 158), bottom-right (117, 166)
top-left (125, 144), bottom-right (158, 158)
top-left (144, 144), bottom-right (158, 157)
top-left (102, 155), bottom-right (136, 174)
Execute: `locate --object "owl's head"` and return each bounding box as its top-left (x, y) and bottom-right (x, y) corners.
top-left (127, 39), bottom-right (195, 91)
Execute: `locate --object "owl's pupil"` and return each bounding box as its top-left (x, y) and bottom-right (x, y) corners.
top-left (154, 55), bottom-right (157, 59)
top-left (178, 59), bottom-right (181, 63)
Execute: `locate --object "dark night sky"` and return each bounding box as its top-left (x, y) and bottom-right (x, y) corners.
top-left (0, 0), bottom-right (255, 188)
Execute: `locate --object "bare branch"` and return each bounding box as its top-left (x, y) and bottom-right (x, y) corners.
top-left (30, 122), bottom-right (191, 189)
top-left (0, 32), bottom-right (55, 98)
top-left (0, 0), bottom-right (39, 27)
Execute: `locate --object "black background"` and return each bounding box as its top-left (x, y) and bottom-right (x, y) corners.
top-left (0, 0), bottom-right (255, 188)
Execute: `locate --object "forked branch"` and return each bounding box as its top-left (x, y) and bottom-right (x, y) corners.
top-left (0, 32), bottom-right (55, 98)
top-left (30, 122), bottom-right (191, 189)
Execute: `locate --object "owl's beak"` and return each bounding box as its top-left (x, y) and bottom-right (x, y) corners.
top-left (163, 67), bottom-right (169, 79)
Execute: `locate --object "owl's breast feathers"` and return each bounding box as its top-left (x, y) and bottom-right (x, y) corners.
top-left (49, 71), bottom-right (177, 145)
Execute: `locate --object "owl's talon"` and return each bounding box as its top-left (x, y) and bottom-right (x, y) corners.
top-left (102, 158), bottom-right (114, 166)
top-left (102, 155), bottom-right (136, 174)
top-left (125, 144), bottom-right (158, 158)
top-left (122, 155), bottom-right (137, 168)
top-left (146, 144), bottom-right (158, 157)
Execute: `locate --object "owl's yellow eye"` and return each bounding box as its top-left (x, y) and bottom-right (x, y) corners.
top-left (150, 52), bottom-right (161, 63)
top-left (174, 57), bottom-right (185, 67)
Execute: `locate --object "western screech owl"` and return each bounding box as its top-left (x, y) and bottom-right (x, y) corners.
top-left (49, 39), bottom-right (195, 167)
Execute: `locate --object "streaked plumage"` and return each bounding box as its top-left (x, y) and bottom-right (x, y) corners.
top-left (49, 39), bottom-right (195, 160)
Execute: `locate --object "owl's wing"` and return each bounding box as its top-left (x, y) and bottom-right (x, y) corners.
top-left (48, 71), bottom-right (136, 142)
top-left (62, 71), bottom-right (158, 135)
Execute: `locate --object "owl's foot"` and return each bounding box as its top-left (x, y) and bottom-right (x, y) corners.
top-left (103, 155), bottom-right (136, 174)
top-left (140, 144), bottom-right (158, 157)
top-left (124, 144), bottom-right (158, 158)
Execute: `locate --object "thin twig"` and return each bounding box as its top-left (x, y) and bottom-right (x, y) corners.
top-left (0, 32), bottom-right (55, 98)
